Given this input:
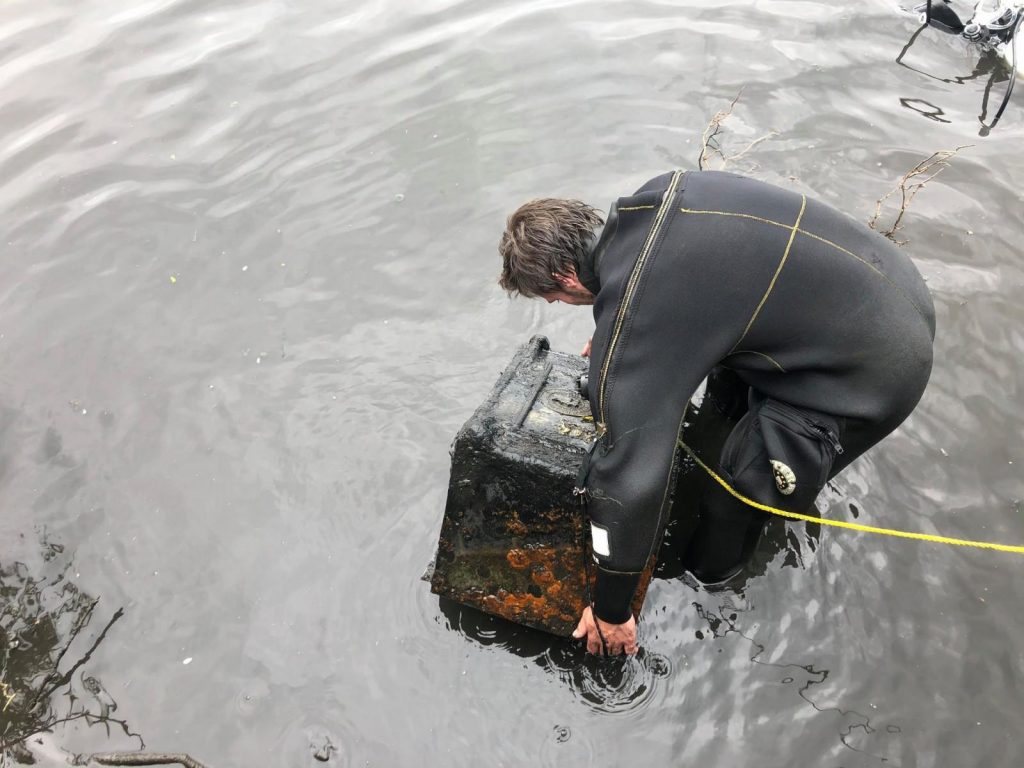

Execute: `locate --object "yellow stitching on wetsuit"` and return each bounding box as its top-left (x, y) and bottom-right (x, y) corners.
top-left (618, 205), bottom-right (656, 211)
top-left (677, 440), bottom-right (1024, 554)
top-left (726, 349), bottom-right (787, 372)
top-left (599, 171), bottom-right (684, 428)
top-left (678, 207), bottom-right (930, 322)
top-left (730, 195), bottom-right (806, 353)
top-left (679, 207), bottom-right (791, 229)
top-left (797, 230), bottom-right (930, 321)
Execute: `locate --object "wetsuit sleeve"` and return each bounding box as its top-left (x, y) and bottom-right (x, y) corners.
top-left (583, 273), bottom-right (738, 624)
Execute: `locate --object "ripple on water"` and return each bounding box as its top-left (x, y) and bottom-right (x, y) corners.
top-left (537, 721), bottom-right (596, 768)
top-left (232, 676), bottom-right (271, 717)
top-left (542, 645), bottom-right (670, 714)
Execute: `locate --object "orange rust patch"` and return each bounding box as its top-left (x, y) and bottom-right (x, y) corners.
top-left (472, 546), bottom-right (592, 631)
top-left (481, 590), bottom-right (582, 626)
top-left (434, 508), bottom-right (657, 635)
top-left (505, 513), bottom-right (529, 536)
top-left (531, 567), bottom-right (555, 586)
top-left (506, 549), bottom-right (529, 569)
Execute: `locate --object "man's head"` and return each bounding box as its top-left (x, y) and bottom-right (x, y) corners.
top-left (498, 198), bottom-right (602, 304)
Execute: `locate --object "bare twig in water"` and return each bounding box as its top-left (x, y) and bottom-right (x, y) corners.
top-left (724, 130), bottom-right (779, 168)
top-left (80, 752), bottom-right (210, 768)
top-left (27, 598), bottom-right (100, 714)
top-left (52, 599), bottom-right (100, 675)
top-left (697, 89), bottom-right (777, 172)
top-left (869, 146), bottom-right (971, 243)
top-left (699, 90), bottom-right (743, 170)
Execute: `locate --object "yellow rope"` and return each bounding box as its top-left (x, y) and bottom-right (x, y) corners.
top-left (677, 440), bottom-right (1024, 554)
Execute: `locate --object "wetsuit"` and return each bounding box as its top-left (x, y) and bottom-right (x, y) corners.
top-left (575, 170), bottom-right (936, 624)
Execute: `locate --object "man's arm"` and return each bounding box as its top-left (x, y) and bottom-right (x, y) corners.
top-left (578, 287), bottom-right (739, 649)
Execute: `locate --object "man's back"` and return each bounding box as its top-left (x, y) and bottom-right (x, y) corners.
top-left (587, 170), bottom-right (935, 430)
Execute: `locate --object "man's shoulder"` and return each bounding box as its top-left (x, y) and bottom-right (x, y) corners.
top-left (631, 171), bottom-right (677, 196)
top-left (631, 169), bottom-right (754, 196)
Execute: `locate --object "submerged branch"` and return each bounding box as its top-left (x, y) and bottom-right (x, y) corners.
top-left (869, 146), bottom-right (971, 243)
top-left (28, 598), bottom-right (100, 714)
top-left (52, 609), bottom-right (125, 696)
top-left (0, 710), bottom-right (142, 754)
top-left (81, 752), bottom-right (210, 768)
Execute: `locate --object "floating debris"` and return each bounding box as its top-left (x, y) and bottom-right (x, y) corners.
top-left (311, 736), bottom-right (336, 763)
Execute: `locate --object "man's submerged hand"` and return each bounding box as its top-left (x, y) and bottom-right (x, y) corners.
top-left (572, 606), bottom-right (638, 656)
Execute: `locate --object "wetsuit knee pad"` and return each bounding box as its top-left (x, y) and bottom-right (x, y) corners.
top-left (720, 398), bottom-right (843, 515)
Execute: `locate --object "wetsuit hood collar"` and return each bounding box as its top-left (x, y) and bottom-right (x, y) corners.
top-left (576, 202), bottom-right (618, 296)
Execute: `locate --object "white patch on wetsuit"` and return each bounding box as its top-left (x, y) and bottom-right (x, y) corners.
top-left (591, 524), bottom-right (611, 556)
top-left (771, 460), bottom-right (796, 495)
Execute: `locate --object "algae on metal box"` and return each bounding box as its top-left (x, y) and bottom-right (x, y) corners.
top-left (430, 336), bottom-right (654, 636)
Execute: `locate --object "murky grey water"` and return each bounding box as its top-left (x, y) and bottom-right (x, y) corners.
top-left (1, 0), bottom-right (1023, 765)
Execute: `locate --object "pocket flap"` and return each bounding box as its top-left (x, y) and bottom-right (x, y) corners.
top-left (721, 399), bottom-right (841, 512)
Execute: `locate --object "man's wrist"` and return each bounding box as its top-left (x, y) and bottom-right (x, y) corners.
top-left (593, 567), bottom-right (642, 624)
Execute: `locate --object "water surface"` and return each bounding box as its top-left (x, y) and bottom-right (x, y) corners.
top-left (1, 1), bottom-right (1022, 766)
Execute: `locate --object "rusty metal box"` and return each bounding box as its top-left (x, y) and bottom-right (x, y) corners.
top-left (429, 335), bottom-right (653, 637)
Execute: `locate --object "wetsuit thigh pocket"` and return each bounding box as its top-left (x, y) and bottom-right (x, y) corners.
top-left (718, 409), bottom-right (762, 483)
top-left (720, 398), bottom-right (842, 513)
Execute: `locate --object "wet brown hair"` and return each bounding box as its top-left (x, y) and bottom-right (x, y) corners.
top-left (498, 199), bottom-right (603, 297)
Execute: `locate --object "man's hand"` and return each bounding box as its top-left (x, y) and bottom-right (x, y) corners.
top-left (581, 336), bottom-right (592, 357)
top-left (572, 606), bottom-right (638, 656)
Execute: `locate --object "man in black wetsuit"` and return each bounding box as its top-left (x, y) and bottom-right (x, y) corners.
top-left (498, 170), bottom-right (935, 656)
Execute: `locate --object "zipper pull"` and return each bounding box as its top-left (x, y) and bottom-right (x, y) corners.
top-left (811, 423), bottom-right (844, 455)
top-left (830, 431), bottom-right (844, 455)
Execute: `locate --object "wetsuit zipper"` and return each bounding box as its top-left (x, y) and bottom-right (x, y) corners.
top-left (764, 398), bottom-right (845, 456)
top-left (597, 169), bottom-right (684, 433)
top-left (812, 424), bottom-right (844, 455)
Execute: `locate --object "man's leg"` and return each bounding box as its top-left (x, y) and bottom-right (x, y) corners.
top-left (681, 394), bottom-right (844, 584)
top-left (676, 368), bottom-right (761, 583)
top-left (682, 478), bottom-right (768, 583)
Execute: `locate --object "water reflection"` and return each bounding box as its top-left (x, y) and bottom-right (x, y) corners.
top-left (691, 600), bottom-right (902, 764)
top-left (0, 538), bottom-right (136, 763)
top-left (896, 20), bottom-right (1018, 133)
top-left (2, 0), bottom-right (1022, 764)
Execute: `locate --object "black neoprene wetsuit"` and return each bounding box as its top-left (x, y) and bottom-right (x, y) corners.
top-left (575, 170), bottom-right (936, 623)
